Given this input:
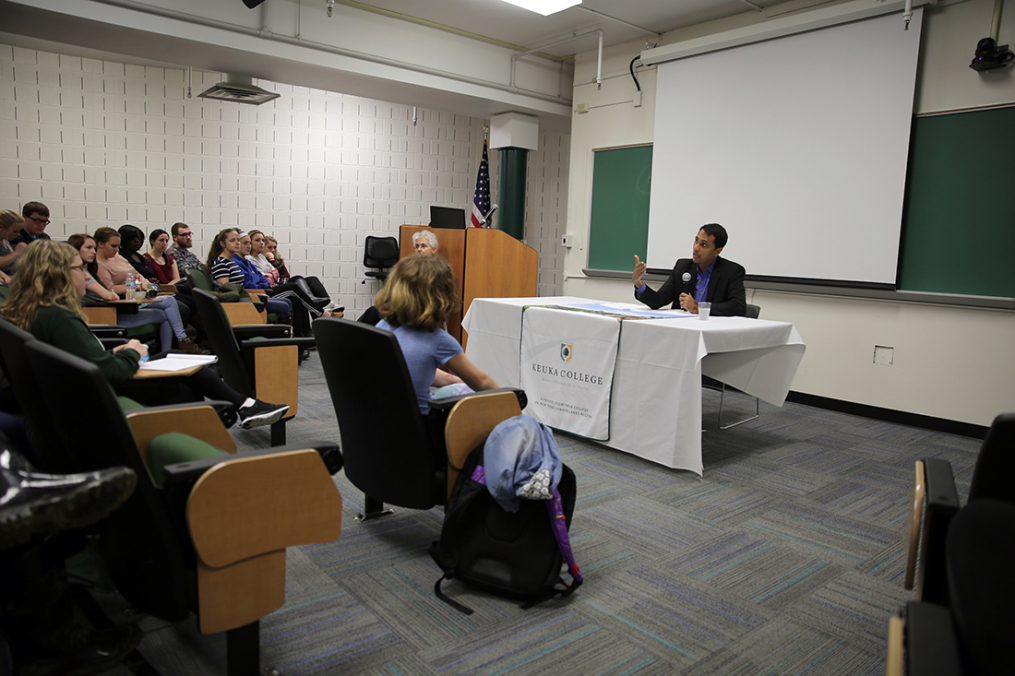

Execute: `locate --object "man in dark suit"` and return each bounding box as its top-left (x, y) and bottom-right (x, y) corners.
top-left (632, 223), bottom-right (746, 317)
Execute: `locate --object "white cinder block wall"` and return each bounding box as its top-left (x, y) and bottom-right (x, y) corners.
top-left (0, 45), bottom-right (568, 317)
top-left (525, 131), bottom-right (570, 298)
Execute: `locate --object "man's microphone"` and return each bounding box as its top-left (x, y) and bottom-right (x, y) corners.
top-left (682, 272), bottom-right (691, 295)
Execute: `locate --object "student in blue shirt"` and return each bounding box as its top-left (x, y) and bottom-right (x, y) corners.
top-left (230, 232), bottom-right (329, 338)
top-left (373, 255), bottom-right (499, 413)
top-left (206, 228), bottom-right (296, 333)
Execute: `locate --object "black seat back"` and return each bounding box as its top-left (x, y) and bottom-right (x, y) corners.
top-left (314, 317), bottom-right (442, 508)
top-left (969, 413), bottom-right (1015, 503)
top-left (24, 339), bottom-right (194, 621)
top-left (0, 318), bottom-right (66, 470)
top-left (191, 289), bottom-right (254, 396)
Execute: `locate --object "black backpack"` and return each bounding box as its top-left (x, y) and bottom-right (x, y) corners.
top-left (429, 444), bottom-right (583, 614)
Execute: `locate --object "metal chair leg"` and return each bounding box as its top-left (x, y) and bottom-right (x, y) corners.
top-left (226, 621), bottom-right (260, 676)
top-left (717, 383), bottom-right (760, 430)
top-left (355, 495), bottom-right (395, 522)
top-left (270, 419), bottom-right (286, 446)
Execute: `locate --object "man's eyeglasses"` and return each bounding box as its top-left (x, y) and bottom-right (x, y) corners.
top-left (29, 216), bottom-right (51, 226)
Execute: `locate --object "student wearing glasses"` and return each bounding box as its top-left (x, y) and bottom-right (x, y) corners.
top-left (166, 222), bottom-right (205, 275)
top-left (0, 240), bottom-right (289, 429)
top-left (13, 202), bottom-right (52, 246)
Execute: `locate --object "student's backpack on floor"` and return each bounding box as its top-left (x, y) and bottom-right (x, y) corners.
top-left (429, 439), bottom-right (582, 614)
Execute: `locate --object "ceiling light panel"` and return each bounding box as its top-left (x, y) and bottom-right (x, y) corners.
top-left (499, 0), bottom-right (581, 17)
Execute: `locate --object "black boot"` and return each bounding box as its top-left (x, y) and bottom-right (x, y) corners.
top-left (0, 448), bottom-right (137, 549)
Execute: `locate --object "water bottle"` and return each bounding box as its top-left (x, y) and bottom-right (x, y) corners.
top-left (126, 274), bottom-right (135, 300)
top-left (135, 274), bottom-right (144, 301)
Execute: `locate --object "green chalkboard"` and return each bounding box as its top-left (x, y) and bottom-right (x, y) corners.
top-left (898, 106), bottom-right (1015, 298)
top-left (587, 145), bottom-right (652, 272)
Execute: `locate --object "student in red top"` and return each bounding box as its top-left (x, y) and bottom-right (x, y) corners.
top-left (143, 229), bottom-right (182, 286)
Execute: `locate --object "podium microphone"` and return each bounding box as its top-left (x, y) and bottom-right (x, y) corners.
top-left (682, 272), bottom-right (691, 295)
top-left (480, 204), bottom-right (498, 226)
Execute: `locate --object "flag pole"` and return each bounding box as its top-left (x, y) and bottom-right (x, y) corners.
top-left (470, 127), bottom-right (492, 229)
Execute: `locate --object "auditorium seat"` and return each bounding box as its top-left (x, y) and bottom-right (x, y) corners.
top-left (314, 316), bottom-right (525, 520)
top-left (24, 337), bottom-right (344, 676)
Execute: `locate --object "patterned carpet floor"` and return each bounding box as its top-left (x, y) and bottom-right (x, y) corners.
top-left (97, 353), bottom-right (983, 675)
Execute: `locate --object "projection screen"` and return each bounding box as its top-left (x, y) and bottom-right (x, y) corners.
top-left (646, 10), bottom-right (923, 286)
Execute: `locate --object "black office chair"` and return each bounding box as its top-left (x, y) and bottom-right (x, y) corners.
top-left (362, 235), bottom-right (399, 283)
top-left (23, 338), bottom-right (343, 676)
top-left (314, 317), bottom-right (525, 520)
top-left (704, 303), bottom-right (762, 429)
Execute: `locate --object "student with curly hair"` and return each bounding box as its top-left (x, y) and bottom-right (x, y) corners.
top-left (373, 255), bottom-right (499, 413)
top-left (2, 240), bottom-right (288, 429)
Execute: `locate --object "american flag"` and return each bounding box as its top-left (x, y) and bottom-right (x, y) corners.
top-left (470, 140), bottom-right (490, 228)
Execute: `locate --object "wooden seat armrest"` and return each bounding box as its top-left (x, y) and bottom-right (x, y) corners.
top-left (248, 344), bottom-right (301, 420)
top-left (223, 302), bottom-right (265, 325)
top-left (233, 325), bottom-right (291, 340)
top-left (904, 460), bottom-right (926, 591)
top-left (126, 404), bottom-right (237, 463)
top-left (88, 325), bottom-right (127, 338)
top-left (186, 449), bottom-right (342, 568)
top-left (901, 601), bottom-right (963, 676)
top-left (431, 387), bottom-right (526, 413)
top-left (158, 284), bottom-right (177, 293)
top-left (911, 458), bottom-right (961, 602)
top-left (239, 336), bottom-right (316, 350)
top-left (886, 615), bottom-right (904, 676)
top-left (443, 391), bottom-right (522, 499)
top-left (82, 306), bottom-right (118, 326)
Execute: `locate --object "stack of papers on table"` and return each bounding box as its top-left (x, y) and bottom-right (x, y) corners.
top-left (137, 354), bottom-right (218, 371)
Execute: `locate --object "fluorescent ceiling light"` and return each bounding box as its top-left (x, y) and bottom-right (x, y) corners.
top-left (499, 0), bottom-right (581, 16)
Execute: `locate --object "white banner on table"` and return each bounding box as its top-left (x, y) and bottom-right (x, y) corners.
top-left (520, 306), bottom-right (620, 440)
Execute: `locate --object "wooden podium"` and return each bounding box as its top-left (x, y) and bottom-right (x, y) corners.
top-left (399, 225), bottom-right (537, 344)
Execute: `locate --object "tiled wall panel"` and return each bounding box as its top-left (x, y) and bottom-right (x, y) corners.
top-left (0, 45), bottom-right (569, 315)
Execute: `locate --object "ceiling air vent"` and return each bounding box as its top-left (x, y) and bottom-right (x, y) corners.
top-left (198, 77), bottom-right (279, 105)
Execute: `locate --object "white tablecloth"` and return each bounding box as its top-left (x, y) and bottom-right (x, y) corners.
top-left (462, 296), bottom-right (806, 474)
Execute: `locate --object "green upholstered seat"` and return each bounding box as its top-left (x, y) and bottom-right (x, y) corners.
top-left (146, 432), bottom-right (226, 487)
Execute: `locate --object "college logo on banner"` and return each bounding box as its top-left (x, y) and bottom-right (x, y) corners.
top-left (520, 307), bottom-right (620, 440)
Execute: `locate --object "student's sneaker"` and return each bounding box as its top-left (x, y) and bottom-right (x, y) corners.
top-left (236, 400), bottom-right (290, 429)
